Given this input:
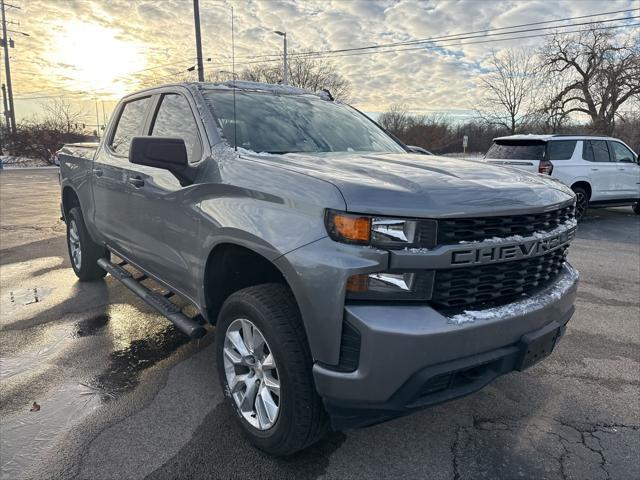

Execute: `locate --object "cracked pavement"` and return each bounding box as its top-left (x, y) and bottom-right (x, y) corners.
top-left (1, 169), bottom-right (638, 479)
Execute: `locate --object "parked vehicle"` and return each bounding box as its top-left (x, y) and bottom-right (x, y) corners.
top-left (484, 134), bottom-right (640, 219)
top-left (57, 82), bottom-right (579, 455)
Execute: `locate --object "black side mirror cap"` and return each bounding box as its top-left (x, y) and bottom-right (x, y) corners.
top-left (129, 137), bottom-right (196, 186)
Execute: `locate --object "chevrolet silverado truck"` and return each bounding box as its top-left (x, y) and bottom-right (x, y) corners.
top-left (58, 81), bottom-right (579, 455)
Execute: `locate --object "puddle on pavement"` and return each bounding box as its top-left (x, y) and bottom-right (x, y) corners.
top-left (88, 324), bottom-right (191, 398)
top-left (6, 286), bottom-right (55, 306)
top-left (0, 305), bottom-right (200, 478)
top-left (0, 382), bottom-right (102, 479)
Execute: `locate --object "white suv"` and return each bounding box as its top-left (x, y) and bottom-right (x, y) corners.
top-left (484, 135), bottom-right (640, 219)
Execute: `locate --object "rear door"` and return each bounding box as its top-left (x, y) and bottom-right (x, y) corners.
top-left (92, 96), bottom-right (153, 257)
top-left (484, 140), bottom-right (544, 173)
top-left (581, 140), bottom-right (617, 201)
top-left (608, 140), bottom-right (640, 199)
top-left (124, 91), bottom-right (206, 300)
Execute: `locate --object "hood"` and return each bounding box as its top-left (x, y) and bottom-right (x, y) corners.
top-left (239, 152), bottom-right (574, 217)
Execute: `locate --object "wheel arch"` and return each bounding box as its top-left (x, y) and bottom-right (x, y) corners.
top-left (202, 242), bottom-right (298, 326)
top-left (61, 186), bottom-right (81, 222)
top-left (570, 180), bottom-right (592, 199)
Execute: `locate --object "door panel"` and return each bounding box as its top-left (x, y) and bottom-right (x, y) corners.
top-left (582, 140), bottom-right (616, 201)
top-left (608, 141), bottom-right (640, 198)
top-left (125, 93), bottom-right (205, 301)
top-left (92, 96), bottom-right (153, 258)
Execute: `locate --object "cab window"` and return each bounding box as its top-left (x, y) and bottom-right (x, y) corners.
top-left (582, 140), bottom-right (611, 162)
top-left (110, 97), bottom-right (152, 158)
top-left (609, 141), bottom-right (636, 163)
top-left (150, 94), bottom-right (202, 163)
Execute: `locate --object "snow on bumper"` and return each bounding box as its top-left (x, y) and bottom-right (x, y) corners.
top-left (313, 263), bottom-right (579, 405)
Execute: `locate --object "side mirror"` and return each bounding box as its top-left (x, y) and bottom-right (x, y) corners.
top-left (129, 137), bottom-right (195, 185)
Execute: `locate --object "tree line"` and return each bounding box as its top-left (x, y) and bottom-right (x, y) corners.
top-left (379, 24), bottom-right (639, 154)
top-left (5, 23), bottom-right (638, 162)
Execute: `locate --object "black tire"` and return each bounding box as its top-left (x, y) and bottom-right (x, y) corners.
top-left (572, 186), bottom-right (589, 221)
top-left (66, 206), bottom-right (108, 281)
top-left (633, 202), bottom-right (640, 215)
top-left (216, 283), bottom-right (327, 455)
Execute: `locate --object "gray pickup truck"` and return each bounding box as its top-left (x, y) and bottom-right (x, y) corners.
top-left (58, 81), bottom-right (579, 455)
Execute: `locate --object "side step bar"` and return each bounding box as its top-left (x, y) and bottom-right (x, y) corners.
top-left (97, 258), bottom-right (206, 339)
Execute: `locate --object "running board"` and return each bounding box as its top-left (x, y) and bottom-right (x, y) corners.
top-left (97, 258), bottom-right (206, 339)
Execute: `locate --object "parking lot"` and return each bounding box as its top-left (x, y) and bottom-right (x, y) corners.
top-left (1, 168), bottom-right (638, 480)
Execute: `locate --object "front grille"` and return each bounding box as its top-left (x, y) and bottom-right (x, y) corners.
top-left (434, 205), bottom-right (574, 245)
top-left (431, 247), bottom-right (568, 309)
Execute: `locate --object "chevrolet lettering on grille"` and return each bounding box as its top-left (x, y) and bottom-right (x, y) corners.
top-left (450, 227), bottom-right (577, 266)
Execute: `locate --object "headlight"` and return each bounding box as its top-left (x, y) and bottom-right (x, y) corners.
top-left (346, 271), bottom-right (434, 301)
top-left (325, 209), bottom-right (435, 249)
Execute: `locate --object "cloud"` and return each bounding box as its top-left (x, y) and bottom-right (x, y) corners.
top-left (8, 0), bottom-right (639, 123)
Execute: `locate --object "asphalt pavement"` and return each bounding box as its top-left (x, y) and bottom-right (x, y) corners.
top-left (1, 168), bottom-right (638, 480)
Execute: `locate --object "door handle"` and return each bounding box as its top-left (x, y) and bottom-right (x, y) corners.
top-left (93, 168), bottom-right (103, 177)
top-left (617, 168), bottom-right (625, 171)
top-left (590, 168), bottom-right (598, 171)
top-left (128, 176), bottom-right (145, 188)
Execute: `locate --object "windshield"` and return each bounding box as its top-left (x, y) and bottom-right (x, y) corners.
top-left (486, 141), bottom-right (546, 160)
top-left (202, 90), bottom-right (404, 154)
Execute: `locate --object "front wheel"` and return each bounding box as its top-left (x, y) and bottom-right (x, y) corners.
top-left (572, 186), bottom-right (589, 221)
top-left (633, 202), bottom-right (640, 215)
top-left (216, 284), bottom-right (327, 455)
top-left (66, 207), bottom-right (108, 281)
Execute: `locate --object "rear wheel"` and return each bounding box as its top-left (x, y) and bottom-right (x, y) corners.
top-left (66, 207), bottom-right (108, 281)
top-left (216, 283), bottom-right (327, 455)
top-left (572, 186), bottom-right (589, 221)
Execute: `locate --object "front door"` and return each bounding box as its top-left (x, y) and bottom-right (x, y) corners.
top-left (124, 91), bottom-right (206, 301)
top-left (608, 141), bottom-right (640, 199)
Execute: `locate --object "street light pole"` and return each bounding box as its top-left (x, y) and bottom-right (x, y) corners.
top-left (193, 0), bottom-right (204, 81)
top-left (274, 31), bottom-right (287, 85)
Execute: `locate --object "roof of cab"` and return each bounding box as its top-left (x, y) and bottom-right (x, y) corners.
top-left (494, 134), bottom-right (615, 142)
top-left (122, 81), bottom-right (331, 101)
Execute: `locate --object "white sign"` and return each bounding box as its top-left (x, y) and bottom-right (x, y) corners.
top-left (463, 135), bottom-right (468, 148)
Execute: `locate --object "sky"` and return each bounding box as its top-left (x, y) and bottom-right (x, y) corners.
top-left (5, 0), bottom-right (639, 127)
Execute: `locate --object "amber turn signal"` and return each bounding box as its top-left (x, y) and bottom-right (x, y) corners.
top-left (325, 210), bottom-right (371, 244)
top-left (346, 274), bottom-right (369, 293)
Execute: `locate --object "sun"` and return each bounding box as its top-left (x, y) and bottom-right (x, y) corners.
top-left (47, 21), bottom-right (147, 97)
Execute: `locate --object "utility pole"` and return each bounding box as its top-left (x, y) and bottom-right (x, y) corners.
top-left (193, 0), bottom-right (204, 81)
top-left (1, 0), bottom-right (16, 134)
top-left (2, 83), bottom-right (9, 136)
top-left (273, 31), bottom-right (287, 85)
top-left (94, 98), bottom-right (100, 139)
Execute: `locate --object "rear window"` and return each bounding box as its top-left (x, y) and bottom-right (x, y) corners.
top-left (547, 140), bottom-right (577, 160)
top-left (485, 141), bottom-right (545, 160)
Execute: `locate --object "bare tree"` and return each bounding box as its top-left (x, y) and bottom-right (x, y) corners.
top-left (239, 53), bottom-right (351, 101)
top-left (541, 25), bottom-right (640, 135)
top-left (40, 97), bottom-right (86, 133)
top-left (378, 104), bottom-right (411, 138)
top-left (476, 50), bottom-right (539, 134)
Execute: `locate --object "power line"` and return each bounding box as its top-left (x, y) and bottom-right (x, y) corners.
top-left (197, 21), bottom-right (639, 72)
top-left (231, 7), bottom-right (640, 61)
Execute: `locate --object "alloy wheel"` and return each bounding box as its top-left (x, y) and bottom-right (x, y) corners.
top-left (223, 318), bottom-right (281, 430)
top-left (575, 192), bottom-right (588, 220)
top-left (68, 219), bottom-right (82, 269)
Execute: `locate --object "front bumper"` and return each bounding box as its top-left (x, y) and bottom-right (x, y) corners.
top-left (313, 263), bottom-right (579, 429)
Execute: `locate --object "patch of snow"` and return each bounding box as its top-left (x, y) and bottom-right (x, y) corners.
top-left (447, 264), bottom-right (579, 325)
top-left (457, 219), bottom-right (577, 245)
